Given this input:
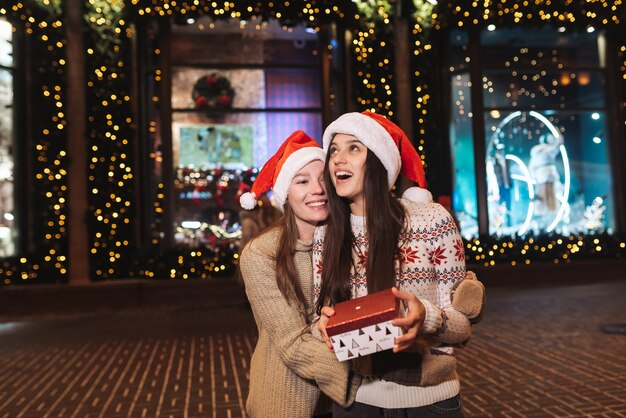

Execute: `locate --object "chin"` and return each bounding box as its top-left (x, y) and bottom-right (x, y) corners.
top-left (334, 187), bottom-right (351, 199)
top-left (308, 211), bottom-right (329, 224)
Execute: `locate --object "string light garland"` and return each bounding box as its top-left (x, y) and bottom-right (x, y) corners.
top-left (127, 0), bottom-right (354, 26)
top-left (84, 0), bottom-right (136, 280)
top-left (465, 234), bottom-right (626, 267)
top-left (352, 17), bottom-right (396, 118)
top-left (1, 1), bottom-right (68, 285)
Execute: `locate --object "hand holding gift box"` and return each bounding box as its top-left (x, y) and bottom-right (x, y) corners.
top-left (322, 288), bottom-right (426, 362)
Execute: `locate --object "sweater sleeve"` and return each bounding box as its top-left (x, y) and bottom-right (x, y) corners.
top-left (418, 204), bottom-right (472, 344)
top-left (239, 240), bottom-right (358, 407)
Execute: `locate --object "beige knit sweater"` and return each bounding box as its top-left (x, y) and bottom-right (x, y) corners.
top-left (239, 228), bottom-right (360, 418)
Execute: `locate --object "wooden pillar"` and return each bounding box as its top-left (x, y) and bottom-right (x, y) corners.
top-left (343, 28), bottom-right (356, 113)
top-left (65, 0), bottom-right (90, 284)
top-left (319, 24), bottom-right (333, 129)
top-left (393, 15), bottom-right (412, 138)
top-left (393, 2), bottom-right (415, 192)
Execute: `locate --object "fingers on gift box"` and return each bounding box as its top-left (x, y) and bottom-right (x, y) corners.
top-left (326, 288), bottom-right (405, 362)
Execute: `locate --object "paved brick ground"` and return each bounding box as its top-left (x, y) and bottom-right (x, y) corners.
top-left (1, 279), bottom-right (625, 418)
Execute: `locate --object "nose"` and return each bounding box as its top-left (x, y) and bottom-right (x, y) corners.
top-left (311, 177), bottom-right (325, 195)
top-left (331, 148), bottom-right (346, 165)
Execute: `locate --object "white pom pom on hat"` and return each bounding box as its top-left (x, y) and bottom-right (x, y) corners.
top-left (402, 186), bottom-right (433, 204)
top-left (239, 191), bottom-right (258, 210)
top-left (239, 130), bottom-right (325, 211)
top-left (322, 111), bottom-right (431, 200)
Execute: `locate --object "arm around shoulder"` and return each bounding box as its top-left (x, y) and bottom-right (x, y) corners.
top-left (452, 271), bottom-right (486, 324)
top-left (239, 235), bottom-right (359, 407)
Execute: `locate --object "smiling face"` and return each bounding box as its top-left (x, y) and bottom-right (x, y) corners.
top-left (327, 133), bottom-right (368, 215)
top-left (287, 159), bottom-right (329, 240)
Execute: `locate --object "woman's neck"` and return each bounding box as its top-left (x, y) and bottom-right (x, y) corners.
top-left (295, 220), bottom-right (316, 241)
top-left (349, 199), bottom-right (365, 216)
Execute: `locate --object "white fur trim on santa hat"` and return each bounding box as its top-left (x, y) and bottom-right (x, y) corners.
top-left (239, 192), bottom-right (258, 210)
top-left (322, 112), bottom-right (401, 188)
top-left (402, 187), bottom-right (433, 203)
top-left (272, 147), bottom-right (326, 211)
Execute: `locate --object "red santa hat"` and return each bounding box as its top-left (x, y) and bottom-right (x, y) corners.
top-left (322, 111), bottom-right (432, 203)
top-left (239, 130), bottom-right (325, 211)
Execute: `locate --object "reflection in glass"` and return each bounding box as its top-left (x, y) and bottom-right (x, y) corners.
top-left (483, 70), bottom-right (605, 110)
top-left (169, 19), bottom-right (322, 250)
top-left (481, 27), bottom-right (605, 111)
top-left (447, 30), bottom-right (470, 73)
top-left (0, 19), bottom-right (12, 68)
top-left (481, 27), bottom-right (612, 237)
top-left (447, 29), bottom-right (477, 239)
top-left (447, 25), bottom-right (615, 240)
top-left (449, 73), bottom-right (477, 239)
top-left (485, 110), bottom-right (613, 236)
top-left (481, 27), bottom-right (604, 69)
top-left (0, 67), bottom-right (14, 256)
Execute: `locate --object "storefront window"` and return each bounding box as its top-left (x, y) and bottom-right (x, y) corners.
top-left (449, 26), bottom-right (615, 239)
top-left (0, 18), bottom-right (15, 257)
top-left (169, 18), bottom-right (321, 249)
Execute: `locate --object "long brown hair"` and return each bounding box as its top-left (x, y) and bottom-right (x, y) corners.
top-left (258, 195), bottom-right (281, 229)
top-left (272, 203), bottom-right (309, 315)
top-left (315, 149), bottom-right (405, 315)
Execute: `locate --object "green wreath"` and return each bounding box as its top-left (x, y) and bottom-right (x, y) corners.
top-left (192, 73), bottom-right (235, 109)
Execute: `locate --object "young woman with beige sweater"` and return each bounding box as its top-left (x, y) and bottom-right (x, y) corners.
top-left (237, 131), bottom-right (362, 418)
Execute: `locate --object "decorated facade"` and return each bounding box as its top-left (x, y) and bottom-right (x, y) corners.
top-left (1, 0), bottom-right (625, 285)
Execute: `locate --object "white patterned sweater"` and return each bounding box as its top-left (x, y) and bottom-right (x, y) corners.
top-left (313, 200), bottom-right (472, 408)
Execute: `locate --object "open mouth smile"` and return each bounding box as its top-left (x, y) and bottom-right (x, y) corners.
top-left (335, 171), bottom-right (353, 181)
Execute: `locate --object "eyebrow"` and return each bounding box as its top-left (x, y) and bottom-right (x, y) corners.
top-left (331, 138), bottom-right (363, 146)
top-left (292, 172), bottom-right (311, 179)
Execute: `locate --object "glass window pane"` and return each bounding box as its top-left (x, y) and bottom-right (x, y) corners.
top-left (485, 110), bottom-right (614, 236)
top-left (450, 72), bottom-right (477, 239)
top-left (446, 29), bottom-right (470, 73)
top-left (265, 68), bottom-right (321, 108)
top-left (172, 68), bottom-right (264, 110)
top-left (169, 18), bottom-right (322, 251)
top-left (447, 29), bottom-right (476, 239)
top-left (266, 112), bottom-right (322, 154)
top-left (481, 27), bottom-right (604, 69)
top-left (172, 67), bottom-right (322, 111)
top-left (170, 18), bottom-right (318, 67)
top-left (0, 19), bottom-right (12, 68)
top-left (172, 112), bottom-right (262, 249)
top-left (171, 109), bottom-right (322, 248)
top-left (173, 112), bottom-right (268, 169)
top-left (480, 26), bottom-right (613, 238)
top-left (483, 70), bottom-right (605, 110)
top-left (0, 68), bottom-right (14, 256)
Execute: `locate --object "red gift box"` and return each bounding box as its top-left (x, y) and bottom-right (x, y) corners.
top-left (326, 288), bottom-right (404, 361)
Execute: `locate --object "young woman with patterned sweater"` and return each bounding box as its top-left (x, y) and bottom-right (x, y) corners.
top-left (314, 112), bottom-right (473, 417)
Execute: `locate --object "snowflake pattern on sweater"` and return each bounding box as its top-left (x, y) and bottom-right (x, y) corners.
top-left (313, 200), bottom-right (470, 342)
